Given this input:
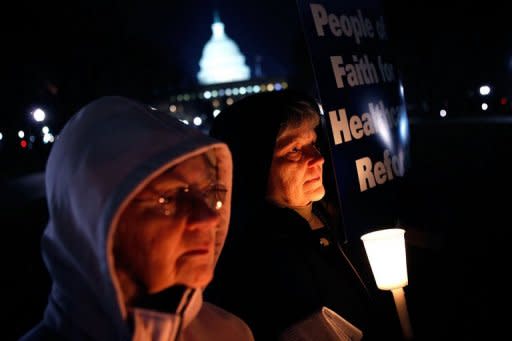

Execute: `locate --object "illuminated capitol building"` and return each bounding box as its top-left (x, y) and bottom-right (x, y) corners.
top-left (153, 13), bottom-right (289, 132)
top-left (0, 12), bottom-right (288, 168)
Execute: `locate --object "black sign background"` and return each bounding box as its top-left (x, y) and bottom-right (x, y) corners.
top-left (296, 0), bottom-right (411, 241)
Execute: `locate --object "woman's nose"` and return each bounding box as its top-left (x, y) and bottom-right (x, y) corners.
top-left (307, 145), bottom-right (324, 166)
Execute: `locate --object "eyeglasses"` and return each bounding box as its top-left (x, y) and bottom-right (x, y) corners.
top-left (133, 184), bottom-right (228, 217)
top-left (285, 143), bottom-right (322, 162)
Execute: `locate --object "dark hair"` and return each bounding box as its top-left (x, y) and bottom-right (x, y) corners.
top-left (279, 100), bottom-right (321, 134)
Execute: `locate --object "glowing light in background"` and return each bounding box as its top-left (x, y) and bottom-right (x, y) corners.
top-left (41, 126), bottom-right (54, 143)
top-left (479, 85), bottom-right (491, 96)
top-left (32, 108), bottom-right (46, 122)
top-left (481, 103), bottom-right (488, 111)
top-left (440, 109), bottom-right (447, 117)
top-left (193, 116), bottom-right (203, 126)
top-left (43, 133), bottom-right (55, 144)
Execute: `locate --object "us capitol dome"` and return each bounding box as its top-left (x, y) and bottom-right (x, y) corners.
top-left (197, 13), bottom-right (251, 85)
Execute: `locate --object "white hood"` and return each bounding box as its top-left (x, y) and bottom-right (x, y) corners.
top-left (41, 96), bottom-right (232, 340)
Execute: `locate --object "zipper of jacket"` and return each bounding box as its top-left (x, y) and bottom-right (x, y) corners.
top-left (172, 288), bottom-right (196, 341)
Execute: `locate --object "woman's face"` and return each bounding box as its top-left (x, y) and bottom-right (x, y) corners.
top-left (266, 120), bottom-right (325, 208)
top-left (115, 153), bottom-right (226, 293)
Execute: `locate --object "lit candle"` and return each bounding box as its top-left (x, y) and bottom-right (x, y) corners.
top-left (361, 228), bottom-right (413, 340)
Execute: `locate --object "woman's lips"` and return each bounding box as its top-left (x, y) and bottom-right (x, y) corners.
top-left (304, 176), bottom-right (321, 185)
top-left (182, 248), bottom-right (210, 257)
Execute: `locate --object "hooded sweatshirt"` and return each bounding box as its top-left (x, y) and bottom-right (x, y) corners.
top-left (20, 96), bottom-right (253, 341)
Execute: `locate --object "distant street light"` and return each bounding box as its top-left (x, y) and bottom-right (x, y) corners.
top-left (193, 116), bottom-right (203, 126)
top-left (32, 108), bottom-right (46, 122)
top-left (479, 85), bottom-right (491, 96)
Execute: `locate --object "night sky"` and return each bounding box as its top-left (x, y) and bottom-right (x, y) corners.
top-left (3, 0), bottom-right (306, 128)
top-left (1, 0), bottom-right (510, 174)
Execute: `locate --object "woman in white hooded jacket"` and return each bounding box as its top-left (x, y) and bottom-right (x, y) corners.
top-left (20, 96), bottom-right (253, 341)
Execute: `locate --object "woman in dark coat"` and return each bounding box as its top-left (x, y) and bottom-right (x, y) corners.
top-left (206, 90), bottom-right (401, 340)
